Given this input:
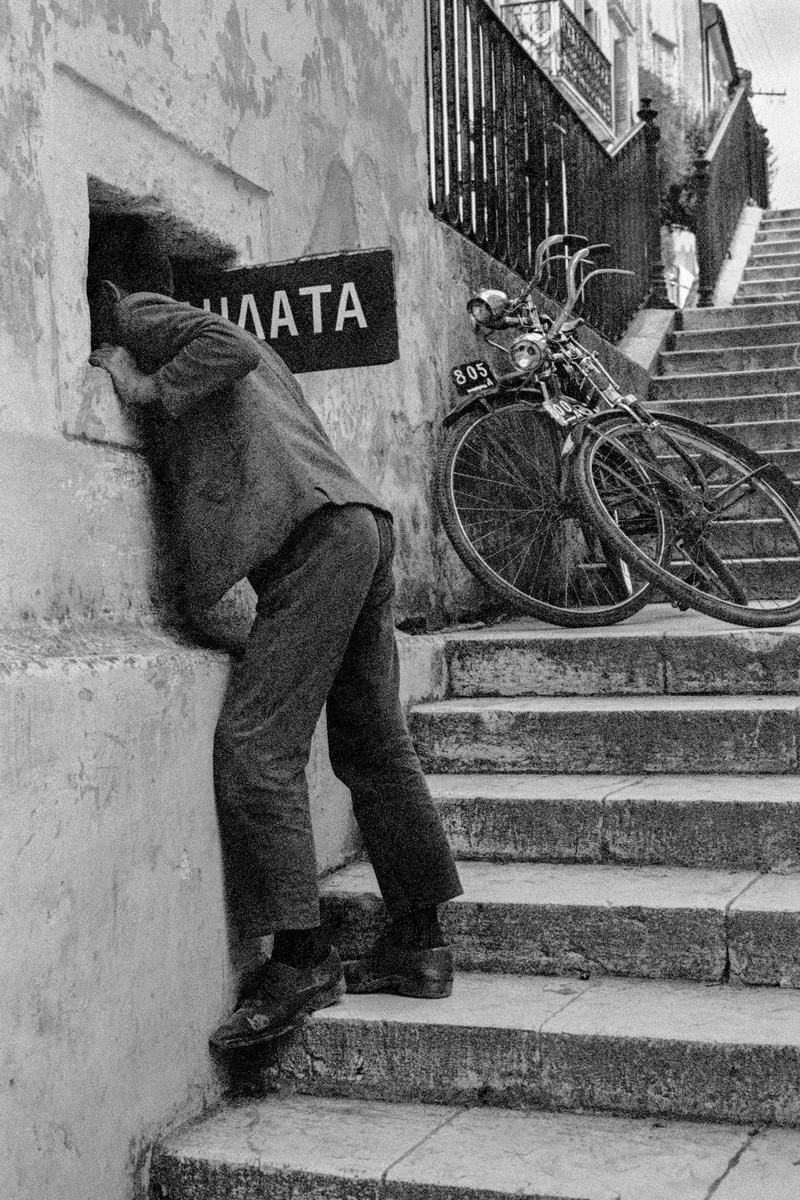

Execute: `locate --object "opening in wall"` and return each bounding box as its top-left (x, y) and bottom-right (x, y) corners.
top-left (86, 178), bottom-right (236, 348)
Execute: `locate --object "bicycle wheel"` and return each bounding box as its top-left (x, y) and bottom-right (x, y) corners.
top-left (436, 398), bottom-right (661, 626)
top-left (573, 411), bottom-right (800, 627)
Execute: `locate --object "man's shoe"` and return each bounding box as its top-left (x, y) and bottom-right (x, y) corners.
top-left (209, 946), bottom-right (345, 1052)
top-left (343, 932), bottom-right (454, 999)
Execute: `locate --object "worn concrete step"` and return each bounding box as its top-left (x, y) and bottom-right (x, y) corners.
top-left (761, 213), bottom-right (800, 227)
top-left (738, 276), bottom-right (800, 298)
top-left (443, 610), bottom-right (800, 697)
top-left (758, 221), bottom-right (800, 236)
top-left (651, 365), bottom-right (800, 401)
top-left (660, 343), bottom-right (800, 375)
top-left (428, 773), bottom-right (800, 871)
top-left (716, 442), bottom-right (800, 475)
top-left (671, 322), bottom-right (800, 351)
top-left (152, 1094), bottom-right (800, 1200)
top-left (748, 247), bottom-right (800, 267)
top-left (710, 417), bottom-right (800, 451)
top-left (751, 239), bottom-right (800, 259)
top-left (684, 555), bottom-right (800, 601)
top-left (322, 859), bottom-right (800, 986)
top-left (651, 392), bottom-right (800, 425)
top-left (259, 971), bottom-right (800, 1126)
top-left (755, 227), bottom-right (800, 244)
top-left (735, 290), bottom-right (800, 306)
top-left (712, 517), bottom-right (800, 558)
top-left (408, 694), bottom-right (800, 775)
top-left (744, 263), bottom-right (800, 283)
top-left (680, 301), bottom-right (800, 329)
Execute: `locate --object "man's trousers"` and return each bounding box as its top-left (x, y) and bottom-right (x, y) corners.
top-left (213, 503), bottom-right (463, 940)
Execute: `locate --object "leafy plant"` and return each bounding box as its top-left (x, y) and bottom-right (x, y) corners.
top-left (639, 68), bottom-right (724, 230)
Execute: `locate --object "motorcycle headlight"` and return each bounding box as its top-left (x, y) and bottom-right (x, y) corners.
top-left (467, 289), bottom-right (509, 327)
top-left (509, 331), bottom-right (548, 372)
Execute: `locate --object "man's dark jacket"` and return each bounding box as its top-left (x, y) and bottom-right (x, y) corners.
top-left (112, 292), bottom-right (384, 613)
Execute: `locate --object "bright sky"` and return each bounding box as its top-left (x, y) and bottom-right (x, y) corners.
top-left (718, 0), bottom-right (800, 208)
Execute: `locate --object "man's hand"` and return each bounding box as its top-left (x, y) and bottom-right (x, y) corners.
top-left (89, 343), bottom-right (159, 407)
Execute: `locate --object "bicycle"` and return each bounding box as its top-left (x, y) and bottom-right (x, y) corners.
top-left (437, 233), bottom-right (800, 628)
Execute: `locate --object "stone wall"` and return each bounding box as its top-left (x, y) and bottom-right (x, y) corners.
top-left (1, 4), bottom-right (651, 1198)
top-left (0, 3), bottom-right (527, 1199)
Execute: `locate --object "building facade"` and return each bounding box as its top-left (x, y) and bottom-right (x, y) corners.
top-left (499, 0), bottom-right (641, 142)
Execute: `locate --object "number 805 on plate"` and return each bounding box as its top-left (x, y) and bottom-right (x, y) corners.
top-left (451, 359), bottom-right (496, 396)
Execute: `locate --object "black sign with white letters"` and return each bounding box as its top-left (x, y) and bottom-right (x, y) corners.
top-left (173, 247), bottom-right (399, 374)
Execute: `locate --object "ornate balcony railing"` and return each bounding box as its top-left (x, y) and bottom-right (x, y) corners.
top-left (557, 2), bottom-right (612, 126)
top-left (425, 0), bottom-right (664, 341)
top-left (500, 0), bottom-right (613, 129)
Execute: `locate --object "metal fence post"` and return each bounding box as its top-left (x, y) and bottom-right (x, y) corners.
top-left (693, 156), bottom-right (714, 307)
top-left (637, 97), bottom-right (674, 308)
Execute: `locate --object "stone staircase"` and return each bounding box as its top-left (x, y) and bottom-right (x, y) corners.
top-left (736, 208), bottom-right (800, 307)
top-left (650, 207), bottom-right (800, 601)
top-left (151, 610), bottom-right (800, 1199)
top-left (148, 211), bottom-right (800, 1199)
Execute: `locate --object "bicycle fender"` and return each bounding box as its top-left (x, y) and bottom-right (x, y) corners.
top-left (442, 385), bottom-right (543, 428)
top-left (442, 391), bottom-right (499, 428)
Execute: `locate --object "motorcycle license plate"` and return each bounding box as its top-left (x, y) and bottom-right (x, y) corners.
top-left (451, 359), bottom-right (496, 396)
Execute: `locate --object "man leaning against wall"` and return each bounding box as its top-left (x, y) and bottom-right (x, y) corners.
top-left (87, 218), bottom-right (462, 1051)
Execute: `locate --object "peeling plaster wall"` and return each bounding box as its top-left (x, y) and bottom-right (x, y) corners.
top-left (1, 3), bottom-right (515, 1199)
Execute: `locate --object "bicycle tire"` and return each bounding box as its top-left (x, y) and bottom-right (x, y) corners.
top-left (573, 411), bottom-right (800, 628)
top-left (436, 398), bottom-right (659, 627)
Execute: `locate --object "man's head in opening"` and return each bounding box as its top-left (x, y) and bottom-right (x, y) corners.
top-left (87, 214), bottom-right (174, 348)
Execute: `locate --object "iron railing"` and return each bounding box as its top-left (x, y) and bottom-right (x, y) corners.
top-left (425, 0), bottom-right (662, 341)
top-left (695, 82), bottom-right (770, 306)
top-left (557, 2), bottom-right (612, 125)
top-left (500, 1), bottom-right (613, 129)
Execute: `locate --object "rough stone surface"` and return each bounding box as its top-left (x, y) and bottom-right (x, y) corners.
top-left (321, 860), bottom-right (759, 982)
top-left (151, 1095), bottom-right (782, 1200)
top-left (651, 365), bottom-right (800, 400)
top-left (729, 873), bottom-right (800, 986)
top-left (444, 612), bottom-right (800, 698)
top-left (410, 694), bottom-right (800, 775)
top-left (681, 301), bottom-right (800, 328)
top-left (713, 1128), bottom-right (800, 1199)
top-left (257, 972), bottom-right (800, 1124)
top-left (428, 772), bottom-right (800, 870)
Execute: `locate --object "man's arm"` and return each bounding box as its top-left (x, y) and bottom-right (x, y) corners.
top-left (90, 297), bottom-right (262, 416)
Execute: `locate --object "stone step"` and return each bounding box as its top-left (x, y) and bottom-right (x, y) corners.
top-left (761, 213), bottom-right (800, 227)
top-left (660, 343), bottom-right (800, 375)
top-left (738, 276), bottom-right (800, 297)
top-left (321, 859), bottom-right (800, 986)
top-left (759, 220), bottom-right (800, 235)
top-left (260, 971), bottom-right (800, 1125)
top-left (712, 417), bottom-right (800, 451)
top-left (151, 1094), bottom-right (800, 1200)
top-left (693, 556), bottom-right (800, 601)
top-left (755, 227), bottom-right (800, 244)
top-left (671, 322), bottom-right (800, 351)
top-left (428, 773), bottom-right (800, 871)
top-left (443, 610), bottom-right (800, 697)
top-left (408, 694), bottom-right (800, 775)
top-left (680, 301), bottom-right (800, 329)
top-left (748, 248), bottom-right (800, 266)
top-left (745, 262), bottom-right (800, 282)
top-left (751, 238), bottom-right (800, 258)
top-left (651, 365), bottom-right (800, 401)
top-left (714, 517), bottom-right (799, 559)
top-left (651, 392), bottom-right (800, 425)
top-left (735, 290), bottom-right (800, 306)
